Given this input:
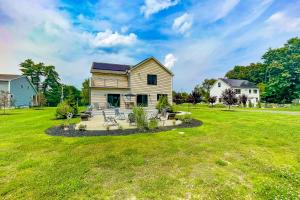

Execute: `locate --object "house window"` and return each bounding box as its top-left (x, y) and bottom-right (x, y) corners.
top-left (235, 89), bottom-right (241, 94)
top-left (249, 89), bottom-right (251, 93)
top-left (107, 94), bottom-right (120, 107)
top-left (147, 74), bottom-right (157, 85)
top-left (218, 82), bottom-right (221, 87)
top-left (137, 95), bottom-right (148, 107)
top-left (157, 94), bottom-right (167, 101)
top-left (254, 89), bottom-right (257, 94)
top-left (256, 98), bottom-right (258, 102)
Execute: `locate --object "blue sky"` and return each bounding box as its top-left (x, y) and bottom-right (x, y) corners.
top-left (0, 0), bottom-right (300, 91)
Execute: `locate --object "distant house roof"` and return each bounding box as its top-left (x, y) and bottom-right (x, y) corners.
top-left (0, 74), bottom-right (22, 81)
top-left (91, 62), bottom-right (131, 72)
top-left (220, 78), bottom-right (258, 88)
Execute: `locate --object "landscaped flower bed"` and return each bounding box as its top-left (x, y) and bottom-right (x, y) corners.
top-left (45, 119), bottom-right (202, 137)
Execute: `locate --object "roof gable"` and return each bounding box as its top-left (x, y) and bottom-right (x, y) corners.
top-left (129, 57), bottom-right (174, 76)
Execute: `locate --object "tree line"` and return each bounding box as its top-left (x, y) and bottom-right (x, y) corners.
top-left (19, 59), bottom-right (89, 107)
top-left (226, 37), bottom-right (300, 103)
top-left (174, 37), bottom-right (300, 105)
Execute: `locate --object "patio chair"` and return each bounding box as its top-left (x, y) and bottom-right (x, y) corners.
top-left (115, 108), bottom-right (126, 120)
top-left (128, 113), bottom-right (135, 125)
top-left (102, 111), bottom-right (118, 127)
top-left (147, 109), bottom-right (159, 120)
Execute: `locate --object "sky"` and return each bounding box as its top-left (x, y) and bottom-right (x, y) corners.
top-left (0, 0), bottom-right (300, 91)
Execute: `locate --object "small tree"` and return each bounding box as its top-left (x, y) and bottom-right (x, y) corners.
top-left (239, 94), bottom-right (248, 107)
top-left (187, 90), bottom-right (202, 105)
top-left (208, 96), bottom-right (217, 107)
top-left (221, 89), bottom-right (238, 110)
top-left (0, 91), bottom-right (10, 114)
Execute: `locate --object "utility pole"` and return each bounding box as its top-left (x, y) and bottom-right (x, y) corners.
top-left (61, 84), bottom-right (64, 102)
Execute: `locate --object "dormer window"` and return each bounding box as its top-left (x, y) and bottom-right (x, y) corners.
top-left (147, 74), bottom-right (157, 85)
top-left (218, 82), bottom-right (221, 87)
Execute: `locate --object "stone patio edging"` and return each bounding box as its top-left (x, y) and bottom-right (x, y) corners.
top-left (45, 119), bottom-right (202, 137)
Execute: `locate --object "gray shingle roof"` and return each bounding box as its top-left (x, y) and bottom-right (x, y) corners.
top-left (91, 62), bottom-right (131, 72)
top-left (0, 74), bottom-right (22, 81)
top-left (220, 78), bottom-right (258, 88)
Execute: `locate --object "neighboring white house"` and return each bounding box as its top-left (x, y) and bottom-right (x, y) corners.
top-left (210, 78), bottom-right (260, 106)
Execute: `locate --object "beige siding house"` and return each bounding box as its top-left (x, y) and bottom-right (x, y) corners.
top-left (90, 57), bottom-right (173, 109)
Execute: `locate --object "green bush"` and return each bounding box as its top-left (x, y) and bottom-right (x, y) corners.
top-left (248, 101), bottom-right (253, 108)
top-left (67, 100), bottom-right (78, 115)
top-left (176, 114), bottom-right (192, 124)
top-left (257, 101), bottom-right (261, 108)
top-left (56, 101), bottom-right (75, 119)
top-left (156, 95), bottom-right (171, 113)
top-left (133, 106), bottom-right (148, 130)
top-left (148, 118), bottom-right (158, 130)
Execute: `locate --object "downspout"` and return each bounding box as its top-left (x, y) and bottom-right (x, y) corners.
top-left (7, 81), bottom-right (10, 107)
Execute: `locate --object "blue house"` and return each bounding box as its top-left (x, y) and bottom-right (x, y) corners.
top-left (0, 74), bottom-right (38, 107)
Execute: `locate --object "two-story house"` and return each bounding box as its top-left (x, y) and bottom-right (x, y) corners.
top-left (0, 74), bottom-right (38, 107)
top-left (210, 78), bottom-right (260, 106)
top-left (90, 57), bottom-right (173, 109)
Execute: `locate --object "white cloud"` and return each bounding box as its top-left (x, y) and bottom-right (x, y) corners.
top-left (265, 12), bottom-right (300, 33)
top-left (141, 0), bottom-right (179, 18)
top-left (214, 0), bottom-right (240, 21)
top-left (164, 53), bottom-right (177, 69)
top-left (0, 0), bottom-right (138, 87)
top-left (86, 30), bottom-right (137, 48)
top-left (172, 13), bottom-right (193, 35)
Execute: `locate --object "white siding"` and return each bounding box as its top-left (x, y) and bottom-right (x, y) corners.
top-left (210, 79), bottom-right (260, 105)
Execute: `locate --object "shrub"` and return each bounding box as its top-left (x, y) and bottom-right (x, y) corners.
top-left (248, 101), bottom-right (253, 108)
top-left (56, 101), bottom-right (74, 119)
top-left (67, 100), bottom-right (78, 115)
top-left (133, 106), bottom-right (148, 130)
top-left (78, 124), bottom-right (87, 131)
top-left (208, 96), bottom-right (217, 107)
top-left (239, 94), bottom-right (248, 107)
top-left (156, 95), bottom-right (171, 113)
top-left (257, 101), bottom-right (261, 108)
top-left (148, 118), bottom-right (158, 130)
top-left (176, 114), bottom-right (192, 124)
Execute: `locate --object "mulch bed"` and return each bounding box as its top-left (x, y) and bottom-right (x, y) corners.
top-left (45, 119), bottom-right (203, 137)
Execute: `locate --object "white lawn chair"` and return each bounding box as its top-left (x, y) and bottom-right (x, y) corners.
top-left (102, 111), bottom-right (118, 127)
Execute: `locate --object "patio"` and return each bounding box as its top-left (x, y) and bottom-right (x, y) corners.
top-left (76, 108), bottom-right (185, 131)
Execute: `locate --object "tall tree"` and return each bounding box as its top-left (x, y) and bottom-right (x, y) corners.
top-left (42, 65), bottom-right (60, 93)
top-left (225, 37), bottom-right (300, 103)
top-left (20, 59), bottom-right (44, 90)
top-left (194, 78), bottom-right (216, 102)
top-left (81, 79), bottom-right (90, 105)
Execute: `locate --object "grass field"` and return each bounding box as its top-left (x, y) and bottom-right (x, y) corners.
top-left (1, 106), bottom-right (300, 199)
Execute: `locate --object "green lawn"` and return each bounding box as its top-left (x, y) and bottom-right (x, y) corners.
top-left (1, 106), bottom-right (300, 199)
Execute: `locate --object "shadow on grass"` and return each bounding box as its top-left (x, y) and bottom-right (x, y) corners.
top-left (221, 109), bottom-right (237, 112)
top-left (0, 112), bottom-right (21, 115)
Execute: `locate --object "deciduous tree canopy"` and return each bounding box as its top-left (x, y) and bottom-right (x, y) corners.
top-left (225, 37), bottom-right (300, 103)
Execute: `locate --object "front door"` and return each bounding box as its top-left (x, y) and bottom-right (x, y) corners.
top-left (107, 94), bottom-right (120, 107)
